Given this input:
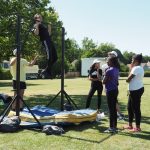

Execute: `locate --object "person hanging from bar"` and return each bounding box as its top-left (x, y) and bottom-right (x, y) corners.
top-left (33, 14), bottom-right (58, 78)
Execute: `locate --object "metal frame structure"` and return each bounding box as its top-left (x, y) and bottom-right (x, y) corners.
top-left (0, 14), bottom-right (78, 128)
top-left (46, 27), bottom-right (78, 111)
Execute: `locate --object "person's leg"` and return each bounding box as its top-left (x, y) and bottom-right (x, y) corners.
top-left (12, 81), bottom-right (26, 111)
top-left (116, 101), bottom-right (125, 120)
top-left (113, 90), bottom-right (118, 129)
top-left (19, 89), bottom-right (24, 109)
top-left (126, 93), bottom-right (134, 128)
top-left (97, 84), bottom-right (103, 110)
top-left (107, 90), bottom-right (117, 129)
top-left (132, 88), bottom-right (144, 128)
top-left (43, 39), bottom-right (57, 76)
top-left (12, 80), bottom-right (16, 110)
top-left (42, 40), bottom-right (52, 76)
top-left (12, 91), bottom-right (17, 110)
top-left (86, 85), bottom-right (96, 108)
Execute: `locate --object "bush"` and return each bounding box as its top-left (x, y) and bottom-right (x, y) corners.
top-left (120, 72), bottom-right (128, 77)
top-left (0, 69), bottom-right (12, 80)
top-left (120, 63), bottom-right (129, 72)
top-left (144, 71), bottom-right (150, 77)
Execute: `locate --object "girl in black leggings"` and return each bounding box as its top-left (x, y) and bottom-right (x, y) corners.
top-left (86, 59), bottom-right (103, 112)
top-left (124, 54), bottom-right (144, 132)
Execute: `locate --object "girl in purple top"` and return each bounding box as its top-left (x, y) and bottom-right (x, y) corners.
top-left (103, 56), bottom-right (120, 133)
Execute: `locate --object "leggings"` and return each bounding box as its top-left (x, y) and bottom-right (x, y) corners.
top-left (42, 38), bottom-right (57, 75)
top-left (107, 89), bottom-right (118, 128)
top-left (86, 82), bottom-right (103, 109)
top-left (128, 87), bottom-right (144, 126)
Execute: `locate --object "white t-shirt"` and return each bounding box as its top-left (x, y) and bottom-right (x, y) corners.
top-left (128, 66), bottom-right (144, 91)
top-left (10, 57), bottom-right (29, 82)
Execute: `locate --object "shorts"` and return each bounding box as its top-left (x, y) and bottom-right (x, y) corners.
top-left (13, 80), bottom-right (26, 90)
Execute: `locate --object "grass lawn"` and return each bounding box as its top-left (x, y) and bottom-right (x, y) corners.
top-left (0, 77), bottom-right (150, 150)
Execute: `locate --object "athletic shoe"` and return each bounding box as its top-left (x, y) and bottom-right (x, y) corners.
top-left (104, 128), bottom-right (116, 133)
top-left (129, 127), bottom-right (141, 132)
top-left (123, 125), bottom-right (133, 130)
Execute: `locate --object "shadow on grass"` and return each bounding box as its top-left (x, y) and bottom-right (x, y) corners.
top-left (21, 94), bottom-right (127, 114)
top-left (0, 81), bottom-right (41, 87)
top-left (62, 133), bottom-right (114, 144)
top-left (119, 130), bottom-right (150, 141)
top-left (141, 116), bottom-right (150, 125)
top-left (61, 122), bottom-right (116, 144)
top-left (0, 81), bottom-right (12, 87)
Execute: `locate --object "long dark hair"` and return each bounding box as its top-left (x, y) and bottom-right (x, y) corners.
top-left (108, 56), bottom-right (120, 69)
top-left (90, 63), bottom-right (96, 70)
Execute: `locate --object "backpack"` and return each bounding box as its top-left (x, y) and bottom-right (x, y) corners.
top-left (0, 94), bottom-right (12, 104)
top-left (0, 116), bottom-right (21, 132)
top-left (42, 125), bottom-right (65, 135)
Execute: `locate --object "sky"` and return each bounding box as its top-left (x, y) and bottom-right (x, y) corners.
top-left (50, 0), bottom-right (150, 56)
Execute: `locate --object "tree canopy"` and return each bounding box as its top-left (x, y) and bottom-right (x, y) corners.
top-left (0, 0), bottom-right (149, 75)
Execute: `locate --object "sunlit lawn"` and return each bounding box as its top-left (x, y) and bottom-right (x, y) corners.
top-left (0, 77), bottom-right (150, 150)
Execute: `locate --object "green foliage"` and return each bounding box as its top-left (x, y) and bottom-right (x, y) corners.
top-left (0, 0), bottom-right (63, 68)
top-left (144, 71), bottom-right (150, 77)
top-left (0, 69), bottom-right (12, 80)
top-left (65, 38), bottom-right (81, 63)
top-left (120, 63), bottom-right (129, 72)
top-left (52, 59), bottom-right (69, 77)
top-left (0, 1), bottom-right (149, 77)
top-left (122, 51), bottom-right (135, 64)
top-left (119, 72), bottom-right (128, 77)
top-left (81, 40), bottom-right (117, 58)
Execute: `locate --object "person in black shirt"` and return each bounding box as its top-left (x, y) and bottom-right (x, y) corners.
top-left (33, 14), bottom-right (57, 77)
top-left (86, 59), bottom-right (103, 112)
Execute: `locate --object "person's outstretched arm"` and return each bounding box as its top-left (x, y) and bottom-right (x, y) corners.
top-left (28, 55), bottom-right (38, 66)
top-left (10, 57), bottom-right (17, 66)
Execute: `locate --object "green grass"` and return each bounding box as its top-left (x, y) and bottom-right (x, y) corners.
top-left (0, 78), bottom-right (150, 150)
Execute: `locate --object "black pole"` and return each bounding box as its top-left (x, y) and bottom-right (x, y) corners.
top-left (61, 27), bottom-right (65, 111)
top-left (16, 14), bottom-right (21, 116)
top-left (46, 27), bottom-right (78, 110)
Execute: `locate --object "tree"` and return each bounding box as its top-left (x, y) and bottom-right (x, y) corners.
top-left (0, 0), bottom-right (62, 61)
top-left (81, 37), bottom-right (98, 57)
top-left (65, 38), bottom-right (81, 63)
top-left (96, 43), bottom-right (116, 57)
top-left (123, 51), bottom-right (135, 64)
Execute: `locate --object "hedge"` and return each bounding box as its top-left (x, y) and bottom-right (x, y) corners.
top-left (120, 72), bottom-right (128, 77)
top-left (0, 69), bottom-right (12, 80)
top-left (120, 71), bottom-right (150, 77)
top-left (144, 71), bottom-right (150, 77)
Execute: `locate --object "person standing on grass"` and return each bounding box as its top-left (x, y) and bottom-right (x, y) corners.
top-left (10, 49), bottom-right (38, 111)
top-left (102, 51), bottom-right (125, 120)
top-left (123, 54), bottom-right (144, 132)
top-left (103, 56), bottom-right (120, 133)
top-left (86, 59), bottom-right (103, 113)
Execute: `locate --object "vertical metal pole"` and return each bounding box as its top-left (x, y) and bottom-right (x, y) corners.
top-left (16, 14), bottom-right (21, 116)
top-left (61, 27), bottom-right (65, 111)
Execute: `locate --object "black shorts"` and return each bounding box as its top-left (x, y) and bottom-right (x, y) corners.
top-left (13, 80), bottom-right (26, 90)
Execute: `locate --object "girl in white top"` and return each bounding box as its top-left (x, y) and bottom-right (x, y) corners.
top-left (124, 54), bottom-right (144, 132)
